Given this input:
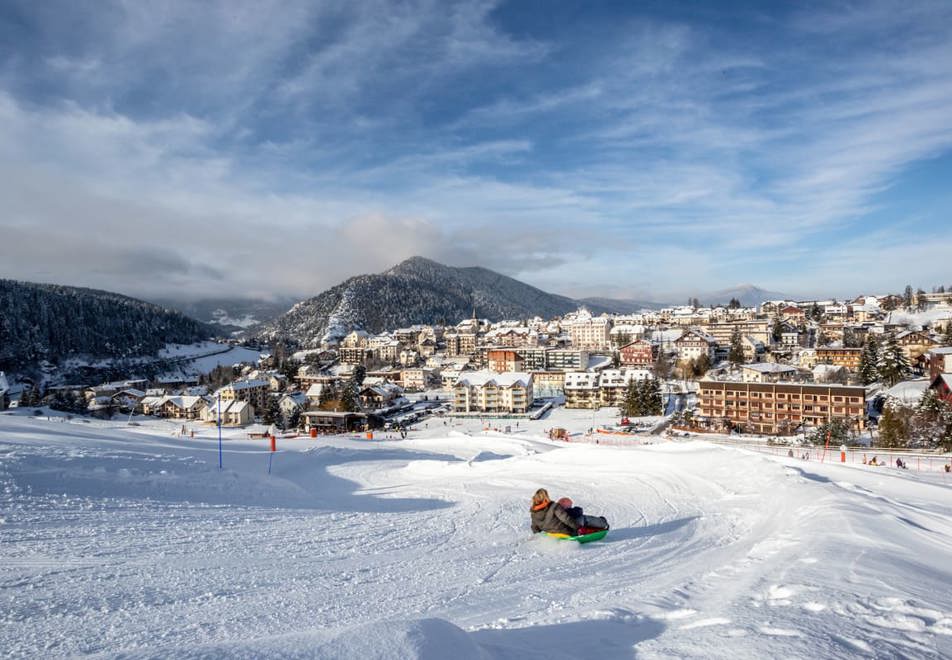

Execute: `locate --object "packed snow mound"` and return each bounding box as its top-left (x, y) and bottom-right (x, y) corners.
top-left (318, 618), bottom-right (488, 660)
top-left (188, 618), bottom-right (489, 659)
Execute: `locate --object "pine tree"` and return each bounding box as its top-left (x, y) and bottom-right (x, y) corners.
top-left (728, 297), bottom-right (741, 309)
top-left (285, 407), bottom-right (301, 430)
top-left (728, 327), bottom-right (744, 366)
top-left (653, 350), bottom-right (671, 380)
top-left (877, 334), bottom-right (910, 387)
top-left (858, 335), bottom-right (881, 385)
top-left (771, 317), bottom-right (783, 344)
top-left (913, 390), bottom-right (952, 451)
top-left (809, 302), bottom-right (822, 321)
top-left (916, 288), bottom-right (928, 312)
top-left (693, 353), bottom-right (712, 378)
top-left (943, 323), bottom-right (952, 346)
top-left (878, 399), bottom-right (912, 448)
top-left (262, 395), bottom-right (280, 426)
top-left (643, 378), bottom-right (663, 415)
top-left (623, 380), bottom-right (640, 417)
top-left (904, 285), bottom-right (914, 310)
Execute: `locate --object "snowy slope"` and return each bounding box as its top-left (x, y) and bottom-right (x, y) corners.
top-left (2, 414), bottom-right (952, 658)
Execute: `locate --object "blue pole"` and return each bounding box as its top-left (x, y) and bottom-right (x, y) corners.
top-left (217, 393), bottom-right (223, 470)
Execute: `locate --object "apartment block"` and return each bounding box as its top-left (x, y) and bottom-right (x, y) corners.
top-left (699, 380), bottom-right (866, 434)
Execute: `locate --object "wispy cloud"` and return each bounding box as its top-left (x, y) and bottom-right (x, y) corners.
top-left (0, 0), bottom-right (950, 302)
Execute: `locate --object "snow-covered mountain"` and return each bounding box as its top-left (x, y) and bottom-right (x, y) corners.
top-left (577, 296), bottom-right (667, 313)
top-left (260, 257), bottom-right (597, 346)
top-left (697, 284), bottom-right (789, 307)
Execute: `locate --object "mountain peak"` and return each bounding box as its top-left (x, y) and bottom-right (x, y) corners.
top-left (385, 256), bottom-right (445, 275)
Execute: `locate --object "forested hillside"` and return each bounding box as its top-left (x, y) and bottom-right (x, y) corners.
top-left (0, 280), bottom-right (213, 369)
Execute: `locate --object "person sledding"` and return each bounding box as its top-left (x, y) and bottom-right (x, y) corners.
top-left (530, 488), bottom-right (609, 538)
top-left (556, 497), bottom-right (609, 533)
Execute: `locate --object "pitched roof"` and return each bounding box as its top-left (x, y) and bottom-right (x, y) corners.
top-left (455, 370), bottom-right (532, 388)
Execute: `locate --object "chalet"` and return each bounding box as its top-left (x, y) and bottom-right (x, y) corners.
top-left (203, 399), bottom-right (253, 426)
top-left (159, 395), bottom-right (207, 420)
top-left (895, 330), bottom-right (938, 361)
top-left (279, 392), bottom-right (307, 416)
top-left (110, 388), bottom-right (145, 412)
top-left (741, 363), bottom-right (797, 383)
top-left (674, 328), bottom-right (717, 363)
top-left (619, 339), bottom-right (656, 367)
top-left (453, 371), bottom-right (534, 414)
top-left (359, 383), bottom-right (403, 409)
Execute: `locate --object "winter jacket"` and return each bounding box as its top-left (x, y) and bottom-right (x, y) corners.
top-left (530, 501), bottom-right (580, 535)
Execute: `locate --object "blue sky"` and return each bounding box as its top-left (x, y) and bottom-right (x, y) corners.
top-left (1, 0), bottom-right (951, 302)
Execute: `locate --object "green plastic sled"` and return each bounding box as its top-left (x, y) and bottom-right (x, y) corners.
top-left (542, 529), bottom-right (608, 543)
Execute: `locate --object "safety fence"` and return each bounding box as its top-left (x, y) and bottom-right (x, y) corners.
top-left (703, 438), bottom-right (952, 474)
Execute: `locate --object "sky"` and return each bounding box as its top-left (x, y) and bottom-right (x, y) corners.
top-left (1, 0), bottom-right (951, 304)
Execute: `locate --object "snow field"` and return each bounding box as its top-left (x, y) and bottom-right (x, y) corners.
top-left (2, 413), bottom-right (952, 658)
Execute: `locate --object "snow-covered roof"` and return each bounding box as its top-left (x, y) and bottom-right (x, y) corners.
top-left (882, 379), bottom-right (930, 405)
top-left (742, 363), bottom-right (796, 374)
top-left (306, 383), bottom-right (324, 397)
top-left (455, 371), bottom-right (532, 388)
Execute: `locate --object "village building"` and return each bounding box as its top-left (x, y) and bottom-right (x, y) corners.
top-left (563, 371), bottom-right (600, 409)
top-left (531, 371), bottom-right (565, 398)
top-left (359, 382), bottom-right (404, 409)
top-left (699, 381), bottom-right (866, 435)
top-left (487, 349), bottom-right (525, 374)
top-left (159, 395), bottom-right (208, 420)
top-left (203, 399), bottom-right (253, 426)
top-left (565, 313), bottom-right (612, 350)
top-left (741, 363), bottom-right (798, 383)
top-left (815, 347), bottom-right (863, 371)
top-left (216, 378), bottom-right (270, 410)
top-left (895, 330), bottom-right (939, 361)
top-left (597, 369), bottom-right (654, 407)
top-left (401, 367), bottom-right (437, 391)
top-left (302, 410), bottom-right (370, 433)
top-left (339, 346), bottom-right (374, 366)
top-left (278, 392), bottom-right (307, 417)
top-left (674, 328), bottom-right (717, 363)
top-left (453, 371), bottom-right (534, 414)
top-left (545, 349), bottom-right (589, 371)
top-left (619, 339), bottom-right (656, 367)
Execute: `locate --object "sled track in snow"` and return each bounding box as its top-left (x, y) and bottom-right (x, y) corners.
top-left (2, 418), bottom-right (952, 658)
